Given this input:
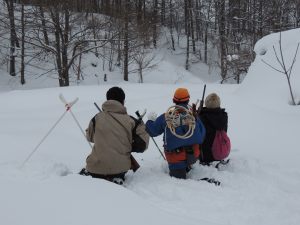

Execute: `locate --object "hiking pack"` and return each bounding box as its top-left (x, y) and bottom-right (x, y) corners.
top-left (130, 114), bottom-right (147, 153)
top-left (211, 130), bottom-right (231, 160)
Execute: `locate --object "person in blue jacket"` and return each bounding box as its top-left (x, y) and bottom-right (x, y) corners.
top-left (146, 88), bottom-right (206, 179)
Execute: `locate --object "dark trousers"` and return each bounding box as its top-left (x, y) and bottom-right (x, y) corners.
top-left (166, 145), bottom-right (199, 179)
top-left (169, 168), bottom-right (187, 179)
top-left (199, 147), bottom-right (214, 163)
top-left (89, 171), bottom-right (125, 181)
top-left (79, 168), bottom-right (126, 184)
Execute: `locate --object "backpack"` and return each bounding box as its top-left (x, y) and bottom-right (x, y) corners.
top-left (130, 116), bottom-right (147, 153)
top-left (211, 130), bottom-right (231, 160)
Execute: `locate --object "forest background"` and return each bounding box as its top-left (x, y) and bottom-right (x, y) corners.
top-left (1, 0), bottom-right (299, 88)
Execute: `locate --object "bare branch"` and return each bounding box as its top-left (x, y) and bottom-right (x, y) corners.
top-left (67, 41), bottom-right (111, 71)
top-left (261, 59), bottom-right (284, 74)
top-left (287, 43), bottom-right (300, 79)
top-left (278, 32), bottom-right (288, 75)
top-left (272, 45), bottom-right (285, 69)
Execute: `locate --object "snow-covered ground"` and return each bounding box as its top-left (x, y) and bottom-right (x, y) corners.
top-left (0, 30), bottom-right (300, 225)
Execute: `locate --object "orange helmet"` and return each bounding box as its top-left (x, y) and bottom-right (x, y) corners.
top-left (173, 88), bottom-right (190, 103)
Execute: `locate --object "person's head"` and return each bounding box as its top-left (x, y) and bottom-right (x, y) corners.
top-left (173, 88), bottom-right (190, 105)
top-left (106, 86), bottom-right (125, 105)
top-left (205, 93), bottom-right (221, 108)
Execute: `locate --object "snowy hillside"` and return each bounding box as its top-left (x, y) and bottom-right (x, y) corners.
top-left (0, 30), bottom-right (300, 225)
top-left (0, 43), bottom-right (217, 92)
top-left (238, 28), bottom-right (300, 109)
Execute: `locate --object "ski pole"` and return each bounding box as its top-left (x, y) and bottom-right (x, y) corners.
top-left (94, 102), bottom-right (101, 111)
top-left (135, 111), bottom-right (166, 160)
top-left (59, 94), bottom-right (93, 149)
top-left (198, 84), bottom-right (206, 114)
top-left (151, 135), bottom-right (166, 160)
top-left (20, 98), bottom-right (77, 168)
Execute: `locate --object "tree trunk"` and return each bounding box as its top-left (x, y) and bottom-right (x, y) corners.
top-left (218, 0), bottom-right (227, 80)
top-left (137, 0), bottom-right (142, 25)
top-left (188, 0), bottom-right (196, 54)
top-left (51, 10), bottom-right (64, 86)
top-left (5, 0), bottom-right (19, 77)
top-left (169, 0), bottom-right (175, 50)
top-left (161, 0), bottom-right (166, 26)
top-left (39, 6), bottom-right (49, 46)
top-left (139, 66), bottom-right (143, 83)
top-left (77, 52), bottom-right (82, 81)
top-left (152, 0), bottom-right (158, 48)
top-left (61, 7), bottom-right (70, 86)
top-left (21, 4), bottom-right (25, 85)
top-left (204, 24), bottom-right (208, 64)
top-left (123, 0), bottom-right (129, 81)
top-left (185, 0), bottom-right (190, 70)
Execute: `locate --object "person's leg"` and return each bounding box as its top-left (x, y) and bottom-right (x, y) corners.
top-left (169, 168), bottom-right (186, 179)
top-left (199, 140), bottom-right (215, 162)
top-left (81, 170), bottom-right (126, 185)
top-left (199, 147), bottom-right (214, 165)
top-left (186, 147), bottom-right (197, 165)
top-left (185, 144), bottom-right (201, 173)
top-left (165, 150), bottom-right (188, 179)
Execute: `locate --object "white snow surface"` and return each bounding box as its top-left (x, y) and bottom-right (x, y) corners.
top-left (0, 29), bottom-right (300, 225)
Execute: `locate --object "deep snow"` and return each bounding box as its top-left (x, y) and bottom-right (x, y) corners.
top-left (0, 29), bottom-right (300, 225)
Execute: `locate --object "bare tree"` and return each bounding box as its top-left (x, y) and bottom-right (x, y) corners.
top-left (1, 0), bottom-right (299, 86)
top-left (185, 0), bottom-right (190, 70)
top-left (24, 2), bottom-right (116, 86)
top-left (20, 2), bottom-right (25, 84)
top-left (152, 0), bottom-right (158, 48)
top-left (168, 0), bottom-right (176, 51)
top-left (123, 0), bottom-right (129, 81)
top-left (131, 47), bottom-right (156, 83)
top-left (4, 0), bottom-right (19, 77)
top-left (217, 0), bottom-right (227, 80)
top-left (262, 32), bottom-right (299, 105)
top-left (39, 6), bottom-right (49, 46)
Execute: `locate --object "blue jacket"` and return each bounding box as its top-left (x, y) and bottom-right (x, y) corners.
top-left (146, 107), bottom-right (206, 151)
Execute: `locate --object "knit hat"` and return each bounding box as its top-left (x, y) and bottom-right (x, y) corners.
top-left (106, 86), bottom-right (125, 104)
top-left (173, 88), bottom-right (190, 103)
top-left (205, 93), bottom-right (221, 108)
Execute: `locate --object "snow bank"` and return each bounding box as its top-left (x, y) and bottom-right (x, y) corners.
top-left (237, 28), bottom-right (300, 109)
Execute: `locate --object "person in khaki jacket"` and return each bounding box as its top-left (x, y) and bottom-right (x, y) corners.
top-left (80, 87), bottom-right (149, 184)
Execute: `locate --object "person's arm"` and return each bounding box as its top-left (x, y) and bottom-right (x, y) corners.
top-left (86, 115), bottom-right (96, 143)
top-left (145, 114), bottom-right (165, 137)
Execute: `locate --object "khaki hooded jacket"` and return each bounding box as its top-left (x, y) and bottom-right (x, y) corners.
top-left (85, 100), bottom-right (149, 175)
